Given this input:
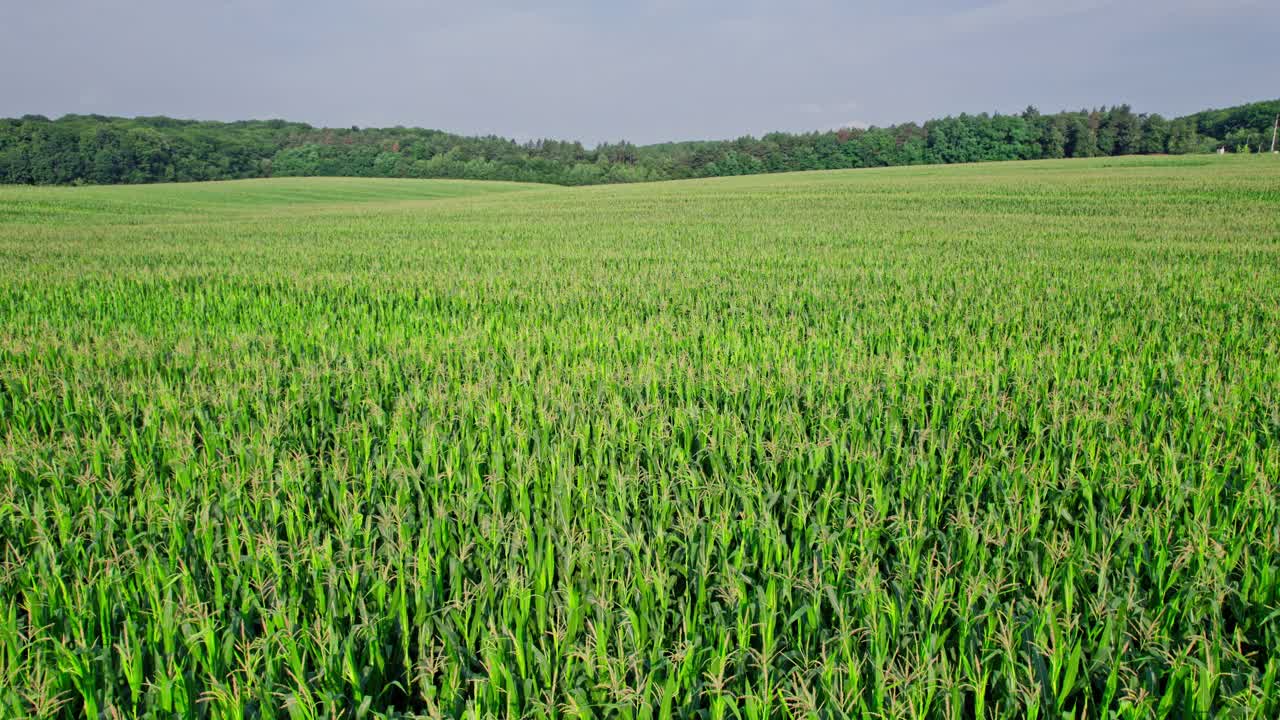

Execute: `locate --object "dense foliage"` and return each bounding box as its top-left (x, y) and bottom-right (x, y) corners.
top-left (2, 157), bottom-right (1278, 718)
top-left (1, 100), bottom-right (1276, 186)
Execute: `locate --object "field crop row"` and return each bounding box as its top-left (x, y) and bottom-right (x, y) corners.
top-left (1, 156), bottom-right (1278, 718)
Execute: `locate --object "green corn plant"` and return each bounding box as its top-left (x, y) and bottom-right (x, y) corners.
top-left (1, 157), bottom-right (1278, 717)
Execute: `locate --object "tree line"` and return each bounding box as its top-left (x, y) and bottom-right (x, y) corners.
top-left (1, 100), bottom-right (1276, 187)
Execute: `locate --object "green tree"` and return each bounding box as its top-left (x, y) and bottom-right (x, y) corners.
top-left (1167, 119), bottom-right (1199, 154)
top-left (1039, 117), bottom-right (1067, 159)
top-left (1140, 114), bottom-right (1170, 154)
top-left (1066, 116), bottom-right (1097, 158)
top-left (0, 99), bottom-right (1268, 187)
top-left (1110, 105), bottom-right (1142, 155)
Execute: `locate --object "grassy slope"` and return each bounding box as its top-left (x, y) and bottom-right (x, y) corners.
top-left (1, 156), bottom-right (1279, 718)
top-left (0, 176), bottom-right (543, 226)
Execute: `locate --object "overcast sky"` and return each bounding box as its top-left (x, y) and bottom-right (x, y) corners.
top-left (1, 1), bottom-right (1274, 145)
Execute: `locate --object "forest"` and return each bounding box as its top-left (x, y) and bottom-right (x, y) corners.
top-left (1, 99), bottom-right (1276, 186)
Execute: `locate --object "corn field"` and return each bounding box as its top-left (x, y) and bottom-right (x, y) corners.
top-left (1, 158), bottom-right (1278, 718)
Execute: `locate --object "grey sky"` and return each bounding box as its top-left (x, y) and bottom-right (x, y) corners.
top-left (1, 1), bottom-right (1274, 145)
